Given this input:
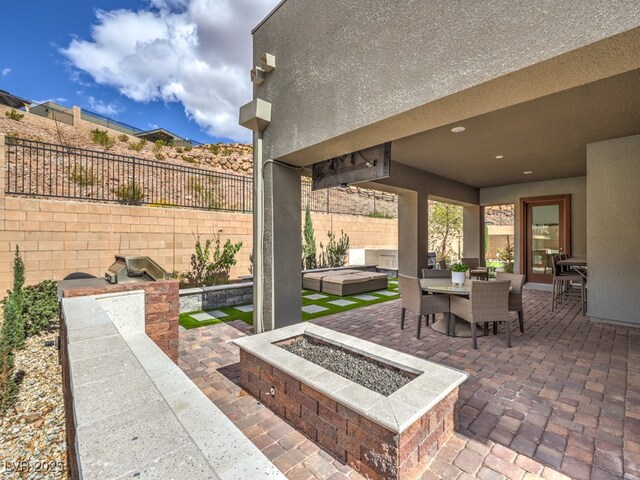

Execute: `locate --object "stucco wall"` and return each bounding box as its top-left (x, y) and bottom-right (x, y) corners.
top-left (587, 134), bottom-right (640, 325)
top-left (479, 177), bottom-right (587, 273)
top-left (253, 1), bottom-right (640, 162)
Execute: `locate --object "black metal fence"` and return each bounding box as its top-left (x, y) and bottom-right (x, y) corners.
top-left (4, 137), bottom-right (397, 217)
top-left (5, 137), bottom-right (251, 211)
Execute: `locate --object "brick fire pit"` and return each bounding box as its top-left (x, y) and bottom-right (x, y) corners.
top-left (235, 324), bottom-right (467, 479)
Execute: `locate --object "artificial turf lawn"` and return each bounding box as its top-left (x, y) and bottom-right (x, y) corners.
top-left (179, 280), bottom-right (399, 329)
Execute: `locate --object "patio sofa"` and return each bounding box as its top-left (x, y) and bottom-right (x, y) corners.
top-left (302, 269), bottom-right (363, 291)
top-left (321, 271), bottom-right (388, 296)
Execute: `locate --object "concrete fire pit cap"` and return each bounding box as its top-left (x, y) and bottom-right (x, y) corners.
top-left (234, 323), bottom-right (468, 433)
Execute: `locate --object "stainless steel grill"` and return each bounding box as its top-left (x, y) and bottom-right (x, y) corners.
top-left (105, 255), bottom-right (169, 284)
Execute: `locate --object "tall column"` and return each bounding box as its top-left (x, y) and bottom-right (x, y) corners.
top-left (463, 205), bottom-right (482, 262)
top-left (397, 189), bottom-right (428, 277)
top-left (260, 160), bottom-right (302, 331)
top-left (587, 134), bottom-right (640, 325)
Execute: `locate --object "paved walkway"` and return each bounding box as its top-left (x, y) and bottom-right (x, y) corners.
top-left (179, 289), bottom-right (639, 479)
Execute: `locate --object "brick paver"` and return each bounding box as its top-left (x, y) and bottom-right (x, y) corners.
top-left (179, 289), bottom-right (637, 479)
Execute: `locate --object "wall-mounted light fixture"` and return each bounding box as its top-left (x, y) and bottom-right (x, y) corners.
top-left (251, 53), bottom-right (276, 86)
top-left (239, 98), bottom-right (271, 132)
top-left (261, 53), bottom-right (276, 72)
top-left (251, 66), bottom-right (266, 85)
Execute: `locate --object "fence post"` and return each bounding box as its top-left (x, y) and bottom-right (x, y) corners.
top-left (243, 177), bottom-right (247, 213)
top-left (326, 189), bottom-right (330, 214)
top-left (132, 157), bottom-right (136, 204)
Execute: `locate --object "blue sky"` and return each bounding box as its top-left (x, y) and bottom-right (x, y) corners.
top-left (0, 0), bottom-right (279, 143)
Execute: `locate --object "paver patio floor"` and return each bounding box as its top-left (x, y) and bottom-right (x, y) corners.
top-left (179, 289), bottom-right (640, 480)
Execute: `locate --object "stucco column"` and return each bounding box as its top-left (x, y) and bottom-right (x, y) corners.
top-left (397, 189), bottom-right (428, 277)
top-left (587, 134), bottom-right (640, 326)
top-left (463, 205), bottom-right (482, 263)
top-left (260, 161), bottom-right (302, 330)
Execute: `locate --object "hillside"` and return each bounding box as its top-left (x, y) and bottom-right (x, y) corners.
top-left (0, 104), bottom-right (254, 175)
top-left (1, 104), bottom-right (398, 217)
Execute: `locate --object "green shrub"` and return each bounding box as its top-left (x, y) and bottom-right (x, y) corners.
top-left (90, 129), bottom-right (116, 149)
top-left (0, 340), bottom-right (17, 414)
top-left (5, 109), bottom-right (24, 121)
top-left (155, 153), bottom-right (165, 160)
top-left (115, 184), bottom-right (145, 205)
top-left (127, 139), bottom-right (147, 152)
top-left (176, 147), bottom-right (183, 154)
top-left (186, 233), bottom-right (242, 286)
top-left (189, 178), bottom-right (224, 209)
top-left (0, 247), bottom-right (27, 413)
top-left (302, 205), bottom-right (317, 270)
top-left (497, 243), bottom-right (515, 273)
top-left (12, 247), bottom-right (25, 297)
top-left (67, 164), bottom-right (97, 186)
top-left (2, 297), bottom-right (24, 351)
top-left (209, 144), bottom-right (220, 155)
top-left (318, 230), bottom-right (350, 268)
top-left (117, 134), bottom-right (129, 142)
top-left (366, 210), bottom-right (394, 219)
top-left (183, 144), bottom-right (193, 152)
top-left (22, 280), bottom-right (58, 336)
top-left (182, 155), bottom-right (197, 164)
top-left (153, 140), bottom-right (165, 153)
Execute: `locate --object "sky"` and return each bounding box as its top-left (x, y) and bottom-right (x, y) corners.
top-left (0, 0), bottom-right (280, 143)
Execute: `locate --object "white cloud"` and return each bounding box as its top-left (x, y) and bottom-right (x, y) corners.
top-left (1, 68), bottom-right (11, 77)
top-left (87, 96), bottom-right (124, 116)
top-left (61, 0), bottom-right (279, 141)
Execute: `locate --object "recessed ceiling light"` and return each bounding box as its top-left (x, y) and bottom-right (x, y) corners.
top-left (451, 126), bottom-right (466, 133)
top-left (495, 155), bottom-right (504, 159)
top-left (523, 171), bottom-right (533, 175)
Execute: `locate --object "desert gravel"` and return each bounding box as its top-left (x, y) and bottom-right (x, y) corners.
top-left (0, 329), bottom-right (67, 479)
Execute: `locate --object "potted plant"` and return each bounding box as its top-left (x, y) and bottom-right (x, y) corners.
top-left (450, 263), bottom-right (469, 285)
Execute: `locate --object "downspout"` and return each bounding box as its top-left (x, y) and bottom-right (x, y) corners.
top-left (239, 97), bottom-right (272, 334)
top-left (253, 130), bottom-right (265, 333)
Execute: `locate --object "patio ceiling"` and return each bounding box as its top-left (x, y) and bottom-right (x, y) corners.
top-left (391, 69), bottom-right (640, 188)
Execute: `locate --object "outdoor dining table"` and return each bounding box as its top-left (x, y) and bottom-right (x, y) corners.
top-left (419, 278), bottom-right (476, 338)
top-left (420, 278), bottom-right (512, 338)
top-left (557, 256), bottom-right (587, 267)
top-left (557, 256), bottom-right (588, 280)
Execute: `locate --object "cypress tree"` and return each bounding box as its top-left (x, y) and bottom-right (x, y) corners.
top-left (302, 205), bottom-right (317, 270)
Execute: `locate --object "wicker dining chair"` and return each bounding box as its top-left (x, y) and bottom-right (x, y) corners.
top-left (461, 257), bottom-right (489, 280)
top-left (496, 272), bottom-right (525, 332)
top-left (421, 268), bottom-right (452, 279)
top-left (398, 275), bottom-right (450, 339)
top-left (449, 280), bottom-right (511, 349)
